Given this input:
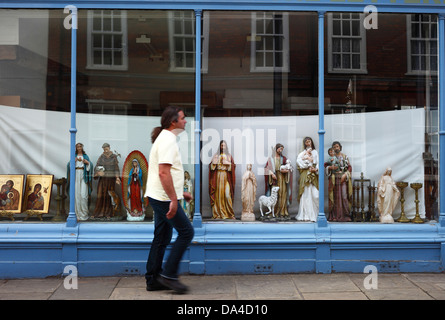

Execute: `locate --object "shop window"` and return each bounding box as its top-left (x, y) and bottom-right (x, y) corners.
top-left (250, 12), bottom-right (289, 72)
top-left (407, 14), bottom-right (438, 75)
top-left (87, 10), bottom-right (128, 70)
top-left (327, 13), bottom-right (367, 74)
top-left (168, 11), bottom-right (209, 72)
top-left (325, 12), bottom-right (438, 222)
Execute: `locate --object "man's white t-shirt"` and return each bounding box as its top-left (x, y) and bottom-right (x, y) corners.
top-left (145, 129), bottom-right (184, 201)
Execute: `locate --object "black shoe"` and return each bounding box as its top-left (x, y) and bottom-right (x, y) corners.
top-left (157, 276), bottom-right (188, 294)
top-left (146, 279), bottom-right (169, 291)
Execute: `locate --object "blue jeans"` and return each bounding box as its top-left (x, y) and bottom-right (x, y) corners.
top-left (145, 197), bottom-right (194, 284)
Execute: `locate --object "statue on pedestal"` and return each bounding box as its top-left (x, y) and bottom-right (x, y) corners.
top-left (296, 137), bottom-right (319, 222)
top-left (209, 140), bottom-right (236, 219)
top-left (377, 167), bottom-right (400, 223)
top-left (241, 164), bottom-right (257, 221)
top-left (264, 143), bottom-right (292, 220)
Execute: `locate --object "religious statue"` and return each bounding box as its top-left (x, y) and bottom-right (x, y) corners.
top-left (324, 141), bottom-right (352, 222)
top-left (93, 142), bottom-right (121, 220)
top-left (67, 142), bottom-right (93, 221)
top-left (377, 167), bottom-right (400, 223)
top-left (241, 164), bottom-right (257, 221)
top-left (296, 137), bottom-right (319, 222)
top-left (264, 143), bottom-right (292, 220)
top-left (121, 150), bottom-right (148, 221)
top-left (209, 140), bottom-right (236, 219)
top-left (181, 171), bottom-right (194, 220)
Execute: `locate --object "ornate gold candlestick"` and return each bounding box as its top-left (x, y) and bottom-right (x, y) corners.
top-left (410, 183), bottom-right (424, 223)
top-left (396, 181), bottom-right (410, 223)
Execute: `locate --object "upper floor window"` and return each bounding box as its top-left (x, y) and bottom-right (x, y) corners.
top-left (87, 10), bottom-right (128, 70)
top-left (407, 14), bottom-right (437, 75)
top-left (168, 11), bottom-right (209, 73)
top-left (328, 13), bottom-right (367, 74)
top-left (250, 12), bottom-right (289, 72)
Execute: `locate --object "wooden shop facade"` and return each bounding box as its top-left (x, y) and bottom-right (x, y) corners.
top-left (0, 0), bottom-right (444, 278)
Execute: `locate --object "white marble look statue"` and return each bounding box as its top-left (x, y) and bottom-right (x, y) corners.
top-left (377, 167), bottom-right (400, 223)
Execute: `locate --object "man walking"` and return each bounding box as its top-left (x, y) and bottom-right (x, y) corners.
top-left (144, 106), bottom-right (194, 294)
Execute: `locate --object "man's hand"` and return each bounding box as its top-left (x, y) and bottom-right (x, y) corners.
top-left (183, 192), bottom-right (193, 202)
top-left (159, 163), bottom-right (178, 219)
top-left (166, 200), bottom-right (178, 219)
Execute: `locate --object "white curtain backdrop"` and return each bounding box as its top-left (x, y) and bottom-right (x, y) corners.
top-left (0, 105), bottom-right (426, 220)
top-left (203, 109), bottom-right (426, 219)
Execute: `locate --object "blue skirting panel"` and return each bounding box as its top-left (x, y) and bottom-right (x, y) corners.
top-left (0, 222), bottom-right (444, 278)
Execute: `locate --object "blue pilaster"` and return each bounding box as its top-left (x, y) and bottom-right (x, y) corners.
top-left (189, 9), bottom-right (205, 274)
top-left (317, 11), bottom-right (328, 229)
top-left (67, 5), bottom-right (78, 228)
top-left (439, 13), bottom-right (445, 232)
top-left (192, 9), bottom-right (203, 230)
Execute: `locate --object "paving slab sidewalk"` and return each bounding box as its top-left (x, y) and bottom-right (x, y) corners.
top-left (0, 273), bottom-right (444, 300)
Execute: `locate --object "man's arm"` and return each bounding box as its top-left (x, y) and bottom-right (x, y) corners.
top-left (159, 163), bottom-right (178, 219)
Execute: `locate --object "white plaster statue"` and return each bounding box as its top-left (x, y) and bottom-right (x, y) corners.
top-left (258, 186), bottom-right (279, 218)
top-left (377, 167), bottom-right (400, 223)
top-left (241, 164), bottom-right (257, 221)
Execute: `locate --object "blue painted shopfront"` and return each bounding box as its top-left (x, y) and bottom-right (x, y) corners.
top-left (0, 0), bottom-right (444, 278)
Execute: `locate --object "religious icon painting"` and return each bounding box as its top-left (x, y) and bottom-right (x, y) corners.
top-left (23, 174), bottom-right (54, 216)
top-left (121, 150), bottom-right (149, 221)
top-left (0, 174), bottom-right (25, 215)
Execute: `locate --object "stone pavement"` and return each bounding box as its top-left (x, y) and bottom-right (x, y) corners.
top-left (0, 273), bottom-right (445, 301)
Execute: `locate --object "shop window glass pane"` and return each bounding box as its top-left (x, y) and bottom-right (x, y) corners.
top-left (202, 11), bottom-right (317, 221)
top-left (325, 13), bottom-right (438, 223)
top-left (80, 10), bottom-right (195, 222)
top-left (0, 9), bottom-right (72, 220)
top-left (0, 10), bottom-right (196, 223)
